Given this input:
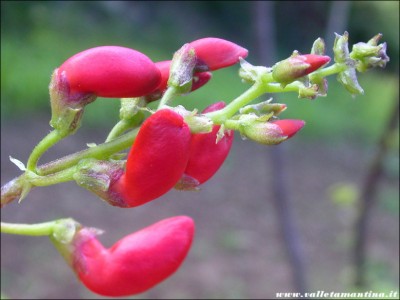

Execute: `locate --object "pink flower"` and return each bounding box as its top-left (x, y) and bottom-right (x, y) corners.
top-left (58, 46), bottom-right (161, 99)
top-left (189, 37), bottom-right (249, 71)
top-left (67, 216), bottom-right (195, 297)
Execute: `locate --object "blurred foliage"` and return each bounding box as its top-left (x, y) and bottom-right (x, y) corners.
top-left (1, 1), bottom-right (399, 146)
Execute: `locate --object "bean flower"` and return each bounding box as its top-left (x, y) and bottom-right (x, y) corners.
top-left (107, 109), bottom-right (192, 207)
top-left (176, 101), bottom-right (234, 189)
top-left (52, 216), bottom-right (195, 297)
top-left (145, 60), bottom-right (212, 102)
top-left (272, 53), bottom-right (331, 86)
top-left (238, 116), bottom-right (305, 145)
top-left (189, 37), bottom-right (249, 71)
top-left (57, 46), bottom-right (161, 100)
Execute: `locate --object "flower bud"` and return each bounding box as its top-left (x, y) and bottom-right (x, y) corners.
top-left (58, 46), bottom-right (161, 98)
top-left (73, 159), bottom-right (127, 207)
top-left (337, 67), bottom-right (364, 95)
top-left (109, 109), bottom-right (192, 207)
top-left (351, 33), bottom-right (390, 72)
top-left (238, 58), bottom-right (271, 84)
top-left (118, 97), bottom-right (146, 128)
top-left (272, 53), bottom-right (331, 86)
top-left (238, 114), bottom-right (305, 145)
top-left (240, 99), bottom-right (287, 116)
top-left (270, 119), bottom-right (306, 138)
top-left (168, 44), bottom-right (197, 93)
top-left (145, 60), bottom-right (212, 102)
top-left (49, 69), bottom-right (96, 134)
top-left (51, 216), bottom-right (195, 297)
top-left (311, 37), bottom-right (326, 55)
top-left (298, 83), bottom-right (320, 99)
top-left (189, 37), bottom-right (249, 71)
top-left (176, 102), bottom-right (234, 189)
top-left (333, 32), bottom-right (350, 63)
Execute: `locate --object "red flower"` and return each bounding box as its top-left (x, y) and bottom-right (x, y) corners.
top-left (58, 46), bottom-right (161, 99)
top-left (110, 109), bottom-right (191, 207)
top-left (146, 60), bottom-right (212, 102)
top-left (270, 119), bottom-right (305, 138)
top-left (177, 102), bottom-right (234, 189)
top-left (70, 216), bottom-right (195, 297)
top-left (189, 37), bottom-right (248, 71)
top-left (272, 53), bottom-right (331, 85)
top-left (299, 54), bottom-right (331, 74)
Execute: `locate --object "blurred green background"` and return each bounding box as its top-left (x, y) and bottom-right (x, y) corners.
top-left (1, 1), bottom-right (399, 143)
top-left (1, 1), bottom-right (399, 299)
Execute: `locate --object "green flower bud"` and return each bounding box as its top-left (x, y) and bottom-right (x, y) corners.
top-left (311, 38), bottom-right (326, 55)
top-left (272, 52), bottom-right (330, 87)
top-left (337, 67), bottom-right (364, 95)
top-left (350, 33), bottom-right (390, 72)
top-left (333, 32), bottom-right (350, 63)
top-left (168, 44), bottom-right (197, 93)
top-left (240, 99), bottom-right (287, 116)
top-left (238, 58), bottom-right (271, 84)
top-left (298, 84), bottom-right (320, 99)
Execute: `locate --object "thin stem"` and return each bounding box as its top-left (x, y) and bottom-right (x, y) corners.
top-left (28, 166), bottom-right (77, 187)
top-left (105, 119), bottom-right (133, 142)
top-left (158, 86), bottom-right (179, 109)
top-left (311, 63), bottom-right (346, 79)
top-left (205, 82), bottom-right (265, 123)
top-left (37, 127), bottom-right (139, 176)
top-left (264, 82), bottom-right (304, 94)
top-left (224, 119), bottom-right (241, 131)
top-left (1, 221), bottom-right (56, 236)
top-left (26, 130), bottom-right (66, 172)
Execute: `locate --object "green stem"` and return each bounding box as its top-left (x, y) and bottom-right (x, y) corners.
top-left (26, 130), bottom-right (66, 172)
top-left (224, 119), bottom-right (241, 131)
top-left (27, 166), bottom-right (77, 187)
top-left (1, 221), bottom-right (56, 236)
top-left (264, 81), bottom-right (304, 93)
top-left (37, 127), bottom-right (139, 176)
top-left (205, 82), bottom-right (265, 123)
top-left (310, 63), bottom-right (347, 79)
top-left (157, 86), bottom-right (179, 109)
top-left (105, 119), bottom-right (133, 142)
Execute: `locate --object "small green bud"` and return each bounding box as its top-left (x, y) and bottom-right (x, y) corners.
top-left (337, 67), bottom-right (364, 95)
top-left (272, 52), bottom-right (330, 87)
top-left (333, 32), bottom-right (350, 63)
top-left (168, 44), bottom-right (197, 93)
top-left (238, 58), bottom-right (271, 84)
top-left (240, 99), bottom-right (287, 116)
top-left (49, 69), bottom-right (96, 136)
top-left (350, 33), bottom-right (390, 72)
top-left (311, 37), bottom-right (326, 55)
top-left (298, 84), bottom-right (320, 99)
top-left (172, 105), bottom-right (213, 134)
top-left (236, 114), bottom-right (278, 145)
top-left (73, 159), bottom-right (126, 207)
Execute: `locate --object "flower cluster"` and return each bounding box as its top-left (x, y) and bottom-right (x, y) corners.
top-left (1, 32), bottom-right (389, 297)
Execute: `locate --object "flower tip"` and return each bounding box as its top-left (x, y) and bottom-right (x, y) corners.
top-left (189, 37), bottom-right (249, 71)
top-left (272, 119), bottom-right (305, 138)
top-left (302, 54), bottom-right (331, 72)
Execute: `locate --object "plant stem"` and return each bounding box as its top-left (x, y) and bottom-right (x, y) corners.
top-left (26, 129), bottom-right (66, 172)
top-left (105, 119), bottom-right (133, 142)
top-left (311, 63), bottom-right (346, 79)
top-left (158, 86), bottom-right (178, 109)
top-left (28, 166), bottom-right (78, 186)
top-left (205, 82), bottom-right (265, 123)
top-left (37, 127), bottom-right (139, 176)
top-left (1, 221), bottom-right (56, 236)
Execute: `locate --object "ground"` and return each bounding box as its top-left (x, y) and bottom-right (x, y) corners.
top-left (1, 117), bottom-right (399, 299)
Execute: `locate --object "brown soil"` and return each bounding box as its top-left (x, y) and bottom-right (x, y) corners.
top-left (1, 117), bottom-right (398, 299)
